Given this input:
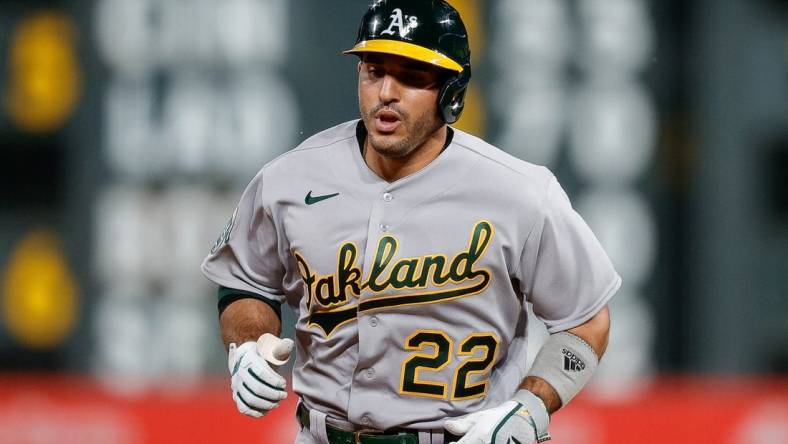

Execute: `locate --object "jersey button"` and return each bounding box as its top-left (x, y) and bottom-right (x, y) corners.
top-left (382, 192), bottom-right (393, 202)
top-left (365, 368), bottom-right (375, 379)
top-left (369, 316), bottom-right (378, 327)
top-left (361, 416), bottom-right (371, 426)
top-left (379, 224), bottom-right (390, 232)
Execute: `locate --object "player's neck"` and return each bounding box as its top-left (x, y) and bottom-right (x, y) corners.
top-left (364, 125), bottom-right (448, 182)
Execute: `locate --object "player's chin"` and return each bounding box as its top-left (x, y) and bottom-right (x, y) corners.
top-left (368, 136), bottom-right (410, 158)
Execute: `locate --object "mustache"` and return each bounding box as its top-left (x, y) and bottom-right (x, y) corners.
top-left (370, 103), bottom-right (408, 120)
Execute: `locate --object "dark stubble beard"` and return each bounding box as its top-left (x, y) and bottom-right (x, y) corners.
top-left (361, 102), bottom-right (444, 159)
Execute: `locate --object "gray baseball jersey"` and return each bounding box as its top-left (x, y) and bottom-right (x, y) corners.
top-left (201, 120), bottom-right (621, 430)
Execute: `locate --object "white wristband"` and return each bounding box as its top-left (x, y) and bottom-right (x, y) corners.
top-left (528, 331), bottom-right (599, 406)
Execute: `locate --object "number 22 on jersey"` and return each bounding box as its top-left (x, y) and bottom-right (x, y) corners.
top-left (399, 329), bottom-right (500, 400)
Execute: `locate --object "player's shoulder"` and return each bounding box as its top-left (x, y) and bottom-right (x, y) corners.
top-left (451, 127), bottom-right (555, 190)
top-left (260, 120), bottom-right (358, 176)
top-left (291, 120), bottom-right (359, 153)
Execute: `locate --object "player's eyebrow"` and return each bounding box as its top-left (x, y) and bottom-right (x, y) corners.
top-left (361, 54), bottom-right (386, 65)
top-left (401, 61), bottom-right (436, 72)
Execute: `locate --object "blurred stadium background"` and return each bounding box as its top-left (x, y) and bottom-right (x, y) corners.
top-left (0, 0), bottom-right (785, 442)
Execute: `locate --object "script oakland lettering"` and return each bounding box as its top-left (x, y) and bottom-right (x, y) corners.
top-left (295, 221), bottom-right (494, 336)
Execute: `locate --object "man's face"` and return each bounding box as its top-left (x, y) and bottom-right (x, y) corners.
top-left (358, 53), bottom-right (447, 158)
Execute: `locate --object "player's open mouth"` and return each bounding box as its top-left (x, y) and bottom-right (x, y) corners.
top-left (374, 110), bottom-right (401, 133)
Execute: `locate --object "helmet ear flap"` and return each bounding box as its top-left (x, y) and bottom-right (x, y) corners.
top-left (438, 65), bottom-right (471, 124)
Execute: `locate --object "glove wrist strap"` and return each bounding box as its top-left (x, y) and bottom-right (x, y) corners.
top-left (512, 389), bottom-right (552, 442)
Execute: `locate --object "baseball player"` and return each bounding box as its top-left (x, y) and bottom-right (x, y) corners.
top-left (202, 1), bottom-right (620, 443)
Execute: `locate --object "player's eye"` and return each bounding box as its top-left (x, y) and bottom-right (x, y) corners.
top-left (366, 65), bottom-right (385, 78)
top-left (400, 72), bottom-right (437, 88)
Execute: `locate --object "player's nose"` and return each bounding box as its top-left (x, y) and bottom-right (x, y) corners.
top-left (378, 74), bottom-right (400, 104)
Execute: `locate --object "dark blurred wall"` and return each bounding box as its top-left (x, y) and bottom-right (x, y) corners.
top-left (689, 0), bottom-right (787, 373)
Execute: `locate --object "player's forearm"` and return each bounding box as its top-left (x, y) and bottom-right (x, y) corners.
top-left (566, 305), bottom-right (610, 359)
top-left (520, 305), bottom-right (611, 413)
top-left (219, 298), bottom-right (282, 351)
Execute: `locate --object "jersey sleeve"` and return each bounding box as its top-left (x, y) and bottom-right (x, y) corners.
top-left (517, 176), bottom-right (621, 333)
top-left (201, 170), bottom-right (286, 305)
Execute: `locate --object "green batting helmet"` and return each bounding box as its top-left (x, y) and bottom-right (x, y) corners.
top-left (344, 0), bottom-right (472, 124)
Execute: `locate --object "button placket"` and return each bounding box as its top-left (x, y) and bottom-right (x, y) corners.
top-left (350, 187), bottom-right (396, 430)
top-left (379, 191), bottom-right (393, 233)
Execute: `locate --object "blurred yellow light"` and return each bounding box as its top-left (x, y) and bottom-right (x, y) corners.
top-left (2, 230), bottom-right (79, 349)
top-left (444, 1), bottom-right (485, 136)
top-left (447, 0), bottom-right (484, 65)
top-left (5, 12), bottom-right (82, 133)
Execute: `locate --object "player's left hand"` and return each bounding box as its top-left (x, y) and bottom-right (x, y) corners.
top-left (444, 400), bottom-right (537, 444)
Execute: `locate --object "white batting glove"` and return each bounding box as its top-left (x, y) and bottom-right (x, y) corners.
top-left (445, 399), bottom-right (544, 444)
top-left (228, 333), bottom-right (294, 418)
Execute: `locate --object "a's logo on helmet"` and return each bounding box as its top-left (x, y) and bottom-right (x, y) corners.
top-left (380, 8), bottom-right (419, 39)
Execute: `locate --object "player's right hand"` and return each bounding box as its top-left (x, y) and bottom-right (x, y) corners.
top-left (227, 333), bottom-right (294, 418)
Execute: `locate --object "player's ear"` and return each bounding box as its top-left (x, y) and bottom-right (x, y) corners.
top-left (357, 61), bottom-right (363, 73)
